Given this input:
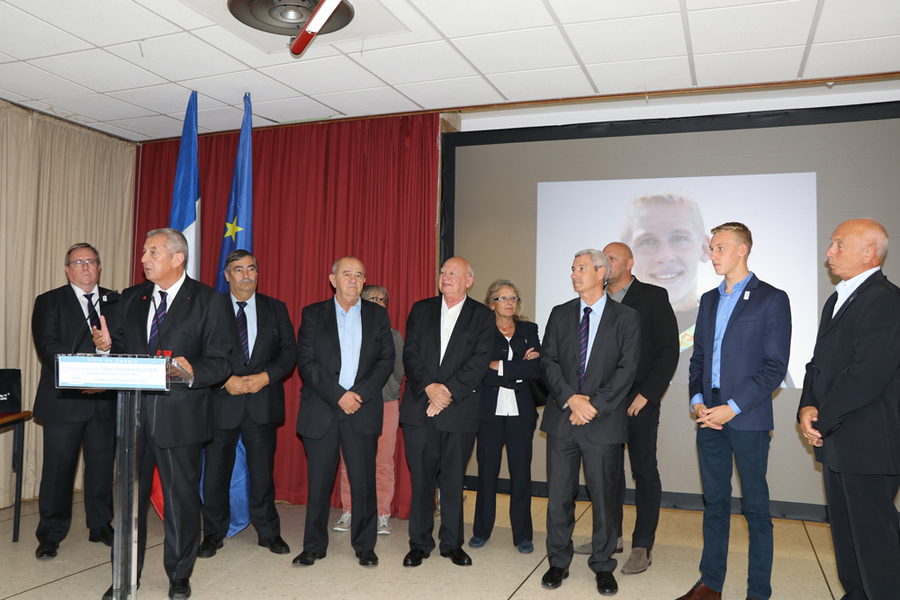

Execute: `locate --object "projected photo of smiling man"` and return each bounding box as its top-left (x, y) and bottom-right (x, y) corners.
top-left (621, 191), bottom-right (710, 383)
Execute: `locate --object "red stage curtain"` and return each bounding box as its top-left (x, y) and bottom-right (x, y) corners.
top-left (132, 114), bottom-right (439, 518)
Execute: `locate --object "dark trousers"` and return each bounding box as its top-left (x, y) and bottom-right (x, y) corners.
top-left (137, 433), bottom-right (203, 581)
top-left (823, 464), bottom-right (900, 600)
top-left (403, 419), bottom-right (476, 553)
top-left (615, 400), bottom-right (662, 549)
top-left (546, 430), bottom-right (621, 573)
top-left (473, 415), bottom-right (535, 546)
top-left (202, 414), bottom-right (280, 540)
top-left (303, 413), bottom-right (377, 554)
top-left (36, 415), bottom-right (115, 543)
top-left (697, 424), bottom-right (773, 600)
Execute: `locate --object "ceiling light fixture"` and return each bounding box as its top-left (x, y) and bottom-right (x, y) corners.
top-left (227, 0), bottom-right (354, 57)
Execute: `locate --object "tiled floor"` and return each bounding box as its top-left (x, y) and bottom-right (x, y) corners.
top-left (0, 491), bottom-right (841, 599)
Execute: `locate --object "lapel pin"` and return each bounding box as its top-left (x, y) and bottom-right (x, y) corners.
top-left (743, 291), bottom-right (750, 300)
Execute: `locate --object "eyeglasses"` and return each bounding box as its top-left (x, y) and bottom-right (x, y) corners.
top-left (67, 260), bottom-right (99, 268)
top-left (493, 296), bottom-right (519, 303)
top-left (367, 296), bottom-right (388, 306)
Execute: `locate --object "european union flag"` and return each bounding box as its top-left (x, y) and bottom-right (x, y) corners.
top-left (215, 93), bottom-right (253, 293)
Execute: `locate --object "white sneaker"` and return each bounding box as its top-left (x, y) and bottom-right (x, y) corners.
top-left (377, 515), bottom-right (392, 535)
top-left (333, 512), bottom-right (351, 532)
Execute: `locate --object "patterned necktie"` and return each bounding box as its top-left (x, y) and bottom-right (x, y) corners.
top-left (578, 306), bottom-right (592, 393)
top-left (236, 301), bottom-right (250, 365)
top-left (149, 291), bottom-right (167, 351)
top-left (84, 293), bottom-right (101, 331)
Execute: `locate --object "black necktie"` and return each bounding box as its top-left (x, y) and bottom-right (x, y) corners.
top-left (236, 301), bottom-right (250, 365)
top-left (578, 306), bottom-right (592, 393)
top-left (84, 293), bottom-right (101, 331)
top-left (149, 291), bottom-right (167, 351)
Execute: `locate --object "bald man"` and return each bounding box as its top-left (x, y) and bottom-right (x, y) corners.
top-left (400, 257), bottom-right (494, 568)
top-left (572, 243), bottom-right (679, 574)
top-left (799, 218), bottom-right (900, 600)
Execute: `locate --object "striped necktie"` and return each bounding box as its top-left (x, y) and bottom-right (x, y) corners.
top-left (149, 291), bottom-right (167, 351)
top-left (84, 293), bottom-right (101, 331)
top-left (236, 301), bottom-right (250, 365)
top-left (578, 306), bottom-right (592, 393)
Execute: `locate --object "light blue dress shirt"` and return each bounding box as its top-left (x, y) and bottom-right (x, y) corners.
top-left (230, 292), bottom-right (258, 358)
top-left (691, 272), bottom-right (753, 415)
top-left (335, 297), bottom-right (362, 390)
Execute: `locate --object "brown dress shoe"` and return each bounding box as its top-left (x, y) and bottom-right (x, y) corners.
top-left (674, 581), bottom-right (722, 600)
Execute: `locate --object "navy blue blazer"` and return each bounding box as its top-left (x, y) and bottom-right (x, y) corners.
top-left (480, 320), bottom-right (541, 422)
top-left (688, 274), bottom-right (791, 431)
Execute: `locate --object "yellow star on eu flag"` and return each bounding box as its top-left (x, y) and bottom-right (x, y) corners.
top-left (224, 217), bottom-right (244, 241)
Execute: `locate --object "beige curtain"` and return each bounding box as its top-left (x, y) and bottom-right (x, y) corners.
top-left (0, 99), bottom-right (135, 509)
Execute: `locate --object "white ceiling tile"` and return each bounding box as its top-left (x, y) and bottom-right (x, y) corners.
top-left (192, 26), bottom-right (303, 69)
top-left (35, 94), bottom-right (154, 121)
top-left (395, 76), bottom-right (505, 109)
top-left (688, 0), bottom-right (817, 54)
top-left (566, 14), bottom-right (687, 64)
top-left (687, 0), bottom-right (784, 8)
top-left (181, 71), bottom-right (300, 104)
top-left (0, 62), bottom-right (92, 100)
top-left (109, 84), bottom-right (224, 114)
top-left (261, 55), bottom-right (384, 95)
top-left (312, 87), bottom-right (420, 117)
top-left (814, 0), bottom-right (900, 43)
top-left (86, 121), bottom-right (150, 141)
top-left (0, 52), bottom-right (14, 64)
top-left (351, 41), bottom-right (476, 85)
top-left (0, 3), bottom-right (92, 60)
top-left (8, 0), bottom-right (182, 47)
top-left (548, 0), bottom-right (682, 23)
top-left (252, 96), bottom-right (341, 123)
top-left (107, 114), bottom-right (187, 140)
top-left (29, 49), bottom-right (166, 93)
top-left (19, 100), bottom-right (98, 124)
top-left (453, 27), bottom-right (577, 74)
top-left (695, 46), bottom-right (806, 86)
top-left (132, 0), bottom-right (215, 30)
top-left (333, 0), bottom-right (442, 52)
top-left (190, 106), bottom-right (269, 133)
top-left (106, 33), bottom-right (247, 81)
top-left (0, 87), bottom-right (29, 103)
top-left (805, 36), bottom-right (900, 79)
top-left (414, 0), bottom-right (555, 37)
top-left (487, 66), bottom-right (595, 102)
top-left (586, 56), bottom-right (693, 95)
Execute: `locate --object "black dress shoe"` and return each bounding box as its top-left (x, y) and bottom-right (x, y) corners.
top-left (102, 580), bottom-right (140, 599)
top-left (356, 549), bottom-right (379, 566)
top-left (89, 524), bottom-right (114, 547)
top-left (402, 548), bottom-right (430, 567)
top-left (292, 550), bottom-right (326, 566)
top-left (168, 578), bottom-right (191, 600)
top-left (258, 535), bottom-right (290, 555)
top-left (541, 566), bottom-right (569, 589)
top-left (596, 571), bottom-right (618, 596)
top-left (35, 540), bottom-right (59, 560)
top-left (197, 534), bottom-right (224, 559)
top-left (440, 547), bottom-right (472, 566)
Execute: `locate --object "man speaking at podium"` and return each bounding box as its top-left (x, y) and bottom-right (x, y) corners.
top-left (32, 243), bottom-right (117, 561)
top-left (108, 228), bottom-right (233, 600)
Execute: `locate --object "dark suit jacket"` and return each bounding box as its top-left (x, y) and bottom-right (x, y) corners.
top-left (480, 321), bottom-right (541, 422)
top-left (31, 284), bottom-right (116, 422)
top-left (112, 277), bottom-right (234, 448)
top-left (213, 293), bottom-right (296, 428)
top-left (798, 270), bottom-right (900, 475)
top-left (295, 297), bottom-right (394, 440)
top-left (399, 295), bottom-right (495, 433)
top-left (689, 274), bottom-right (791, 432)
top-left (540, 297), bottom-right (641, 444)
top-left (621, 278), bottom-right (679, 405)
